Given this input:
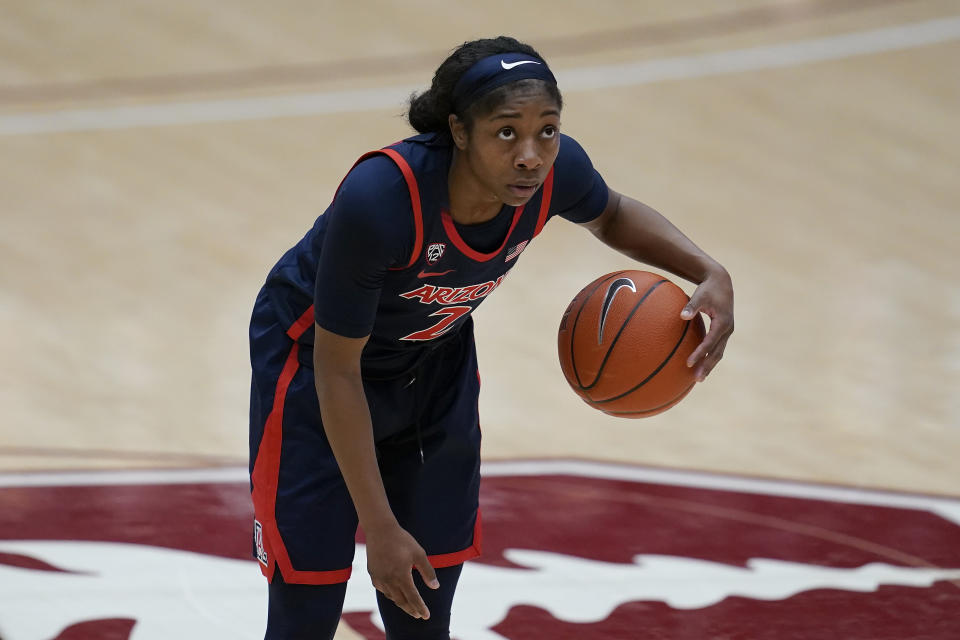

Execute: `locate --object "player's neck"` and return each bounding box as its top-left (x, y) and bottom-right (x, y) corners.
top-left (447, 150), bottom-right (503, 225)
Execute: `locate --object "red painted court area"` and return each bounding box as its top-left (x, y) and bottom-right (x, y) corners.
top-left (1, 461), bottom-right (959, 639)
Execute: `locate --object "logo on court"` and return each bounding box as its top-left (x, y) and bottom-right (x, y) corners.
top-left (426, 242), bottom-right (446, 265)
top-left (2, 539), bottom-right (957, 640)
top-left (1, 463), bottom-right (959, 639)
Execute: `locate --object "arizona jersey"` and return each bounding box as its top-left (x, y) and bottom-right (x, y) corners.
top-left (261, 132), bottom-right (608, 378)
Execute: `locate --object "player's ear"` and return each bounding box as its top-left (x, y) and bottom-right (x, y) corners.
top-left (448, 114), bottom-right (468, 150)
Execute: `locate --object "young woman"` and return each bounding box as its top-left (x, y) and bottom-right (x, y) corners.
top-left (249, 36), bottom-right (734, 639)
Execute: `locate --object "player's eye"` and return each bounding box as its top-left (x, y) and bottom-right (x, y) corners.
top-left (541, 125), bottom-right (557, 138)
top-left (497, 128), bottom-right (515, 140)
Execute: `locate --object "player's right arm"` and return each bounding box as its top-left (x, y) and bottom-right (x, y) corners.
top-left (312, 327), bottom-right (439, 620)
top-left (311, 155), bottom-right (438, 619)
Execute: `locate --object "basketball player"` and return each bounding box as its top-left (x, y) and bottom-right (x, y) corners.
top-left (249, 36), bottom-right (734, 639)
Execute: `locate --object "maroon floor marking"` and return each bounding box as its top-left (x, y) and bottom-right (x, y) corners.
top-left (53, 619), bottom-right (137, 640)
top-left (0, 468), bottom-right (958, 639)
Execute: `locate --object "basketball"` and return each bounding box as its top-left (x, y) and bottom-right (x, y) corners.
top-left (557, 270), bottom-right (706, 417)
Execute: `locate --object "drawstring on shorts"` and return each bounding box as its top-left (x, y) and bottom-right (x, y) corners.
top-left (403, 372), bottom-right (425, 464)
top-left (366, 330), bottom-right (461, 465)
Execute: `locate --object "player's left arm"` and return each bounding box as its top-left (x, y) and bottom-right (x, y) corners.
top-left (580, 188), bottom-right (734, 381)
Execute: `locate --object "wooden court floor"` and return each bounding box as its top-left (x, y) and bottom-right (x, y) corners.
top-left (1, 0), bottom-right (958, 496)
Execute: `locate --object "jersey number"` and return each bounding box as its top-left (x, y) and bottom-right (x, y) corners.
top-left (400, 306), bottom-right (472, 341)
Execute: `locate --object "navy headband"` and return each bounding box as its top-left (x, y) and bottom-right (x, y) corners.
top-left (451, 53), bottom-right (557, 114)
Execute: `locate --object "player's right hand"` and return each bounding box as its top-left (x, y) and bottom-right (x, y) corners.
top-left (365, 523), bottom-right (440, 619)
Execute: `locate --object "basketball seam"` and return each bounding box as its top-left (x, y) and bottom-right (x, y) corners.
top-left (567, 270), bottom-right (632, 390)
top-left (588, 317), bottom-right (693, 405)
top-left (601, 381), bottom-right (696, 416)
top-left (579, 279), bottom-right (668, 393)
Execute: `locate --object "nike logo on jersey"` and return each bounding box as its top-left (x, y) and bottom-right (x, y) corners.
top-left (501, 59), bottom-right (541, 70)
top-left (598, 277), bottom-right (637, 344)
top-left (417, 269), bottom-right (455, 279)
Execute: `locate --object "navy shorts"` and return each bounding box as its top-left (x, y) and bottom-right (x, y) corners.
top-left (248, 291), bottom-right (482, 585)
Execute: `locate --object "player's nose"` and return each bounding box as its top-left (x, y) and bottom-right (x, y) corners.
top-left (514, 137), bottom-right (543, 171)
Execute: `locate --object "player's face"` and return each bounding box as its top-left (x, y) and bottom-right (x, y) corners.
top-left (460, 87), bottom-right (561, 207)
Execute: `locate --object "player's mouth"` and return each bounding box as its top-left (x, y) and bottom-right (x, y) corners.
top-left (507, 182), bottom-right (539, 198)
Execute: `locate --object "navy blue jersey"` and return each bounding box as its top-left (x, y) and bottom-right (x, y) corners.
top-left (262, 132), bottom-right (608, 377)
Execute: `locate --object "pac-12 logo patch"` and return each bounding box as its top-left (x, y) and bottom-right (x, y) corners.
top-left (426, 242), bottom-right (446, 265)
top-left (253, 519), bottom-right (268, 566)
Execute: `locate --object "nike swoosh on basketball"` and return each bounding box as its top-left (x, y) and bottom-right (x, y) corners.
top-left (501, 60), bottom-right (541, 70)
top-left (417, 269), bottom-right (455, 279)
top-left (598, 277), bottom-right (637, 345)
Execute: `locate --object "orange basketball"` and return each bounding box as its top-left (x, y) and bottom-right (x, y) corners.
top-left (557, 270), bottom-right (705, 418)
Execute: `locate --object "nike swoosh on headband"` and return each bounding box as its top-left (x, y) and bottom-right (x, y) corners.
top-left (501, 59), bottom-right (541, 70)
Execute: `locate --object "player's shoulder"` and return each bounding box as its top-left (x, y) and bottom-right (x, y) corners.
top-left (551, 132), bottom-right (600, 188)
top-left (340, 154), bottom-right (406, 200)
top-left (558, 131), bottom-right (586, 149)
top-left (388, 131), bottom-right (453, 177)
top-left (328, 157), bottom-right (413, 243)
top-left (341, 132), bottom-right (450, 198)
top-left (555, 132), bottom-right (593, 168)
top-left (330, 135), bottom-right (448, 239)
top-left (546, 131), bottom-right (608, 221)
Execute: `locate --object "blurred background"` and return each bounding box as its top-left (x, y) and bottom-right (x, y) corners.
top-left (2, 2), bottom-right (960, 638)
top-left (1, 0), bottom-right (958, 491)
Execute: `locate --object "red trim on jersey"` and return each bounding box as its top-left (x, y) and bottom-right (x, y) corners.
top-left (427, 509), bottom-right (483, 568)
top-left (441, 205), bottom-right (525, 262)
top-left (532, 167), bottom-right (555, 237)
top-left (251, 307), bottom-right (354, 585)
top-left (380, 148), bottom-right (425, 270)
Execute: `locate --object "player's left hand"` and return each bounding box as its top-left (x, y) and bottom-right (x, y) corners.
top-left (681, 265), bottom-right (734, 381)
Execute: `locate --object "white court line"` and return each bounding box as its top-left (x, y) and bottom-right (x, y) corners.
top-left (1, 16), bottom-right (958, 136)
top-left (0, 459), bottom-right (957, 526)
top-left (0, 466), bottom-right (249, 487)
top-left (485, 460), bottom-right (960, 528)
